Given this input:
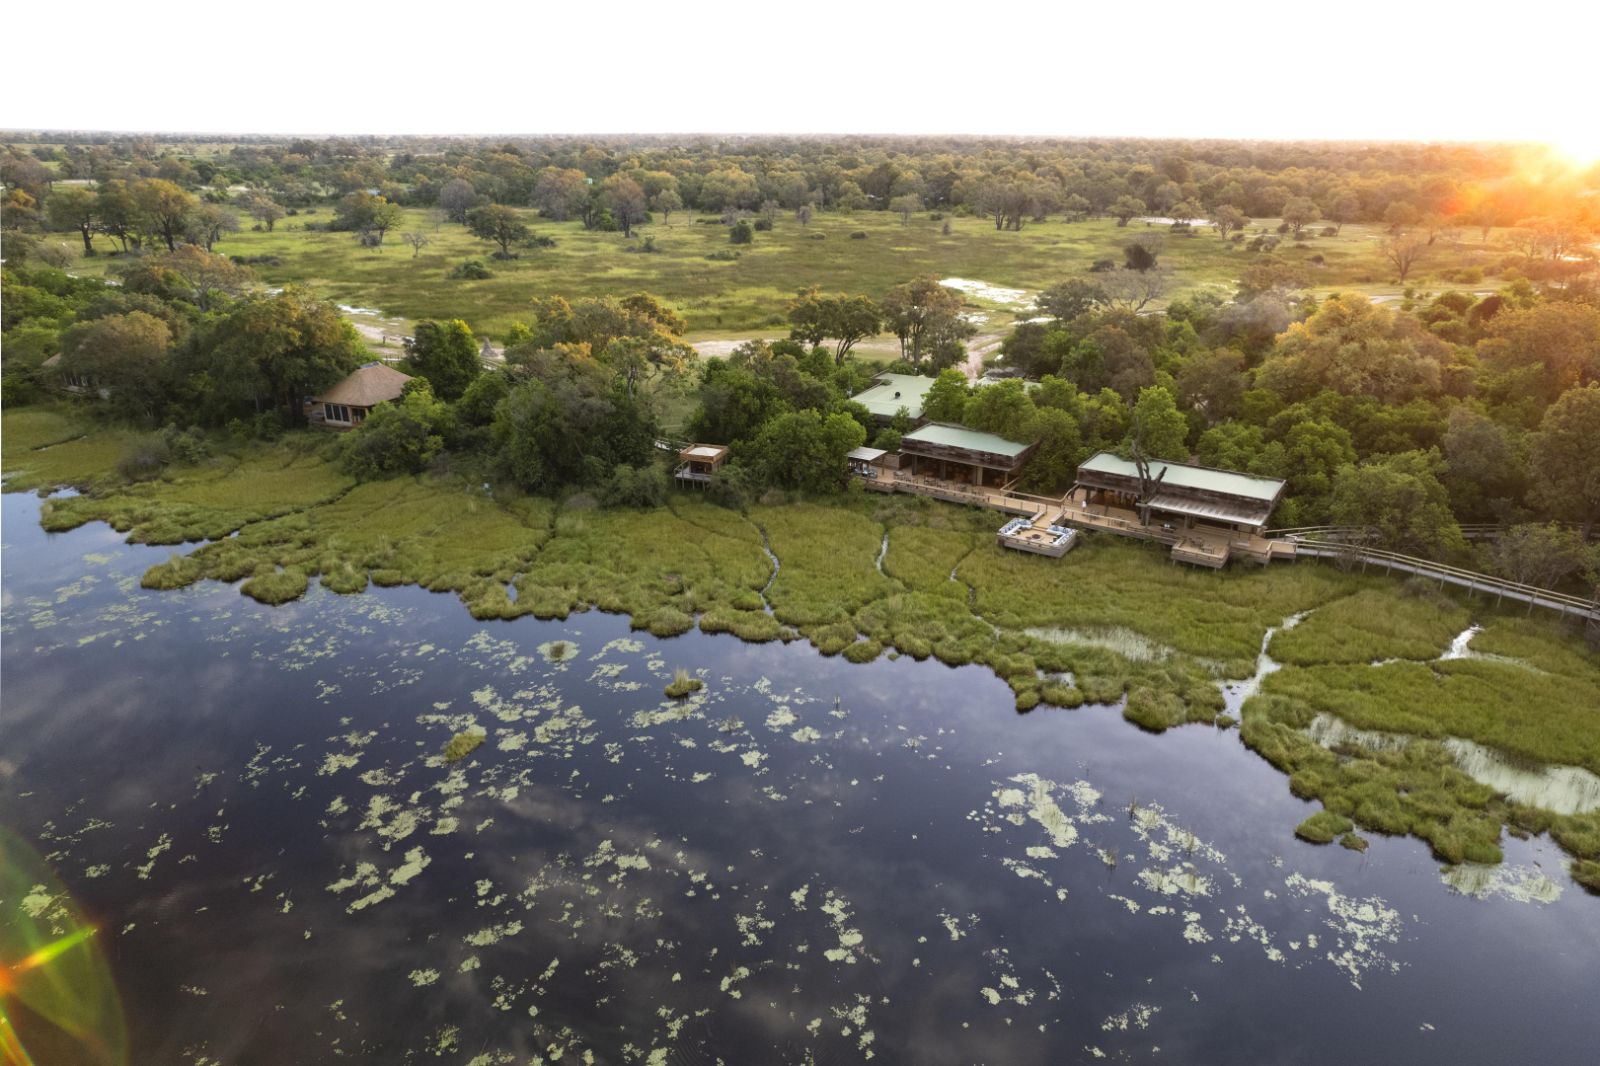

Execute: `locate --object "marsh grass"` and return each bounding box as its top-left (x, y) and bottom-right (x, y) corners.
top-left (1270, 586), bottom-right (1470, 666)
top-left (664, 668), bottom-right (704, 699)
top-left (1294, 810), bottom-right (1355, 844)
top-left (441, 730), bottom-right (486, 764)
top-left (18, 411), bottom-right (1600, 879)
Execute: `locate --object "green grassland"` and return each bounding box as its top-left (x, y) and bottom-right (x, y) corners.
top-left (8, 407), bottom-right (1599, 885)
top-left (59, 206), bottom-right (1514, 340)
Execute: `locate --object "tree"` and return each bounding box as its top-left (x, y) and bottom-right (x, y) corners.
top-left (438, 178), bottom-right (478, 224)
top-left (889, 194), bottom-right (923, 223)
top-left (964, 379), bottom-right (1037, 439)
top-left (600, 333), bottom-right (696, 398)
top-left (337, 381), bottom-right (450, 479)
top-left (880, 277), bottom-right (969, 366)
top-left (1211, 204), bottom-right (1247, 240)
top-left (57, 311), bottom-right (172, 417)
top-left (1036, 279), bottom-right (1106, 322)
top-left (1489, 524), bottom-right (1599, 590)
top-left (1018, 407), bottom-right (1084, 493)
top-left (786, 289), bottom-right (882, 364)
top-left (243, 192), bottom-right (286, 231)
top-left (405, 319), bottom-right (481, 400)
top-left (47, 187), bottom-right (99, 255)
top-left (1529, 384), bottom-right (1600, 536)
top-left (151, 246), bottom-right (253, 311)
top-left (1383, 201), bottom-right (1418, 234)
top-left (1123, 237), bottom-right (1160, 272)
top-left (921, 368), bottom-right (971, 423)
top-left (1381, 234), bottom-right (1427, 282)
top-left (205, 288), bottom-right (366, 421)
top-left (600, 175), bottom-right (648, 238)
top-left (1175, 348), bottom-right (1246, 424)
top-left (729, 219), bottom-right (754, 244)
top-left (1101, 267), bottom-right (1170, 313)
top-left (1441, 406), bottom-right (1524, 521)
top-left (747, 410), bottom-right (865, 493)
top-left (1326, 191), bottom-right (1360, 234)
top-left (1281, 197), bottom-right (1321, 237)
top-left (402, 231), bottom-right (431, 258)
top-left (1329, 450), bottom-right (1465, 558)
top-left (651, 188), bottom-right (682, 223)
top-left (133, 179), bottom-right (197, 251)
top-left (532, 167), bottom-right (591, 221)
top-left (1109, 195), bottom-right (1146, 226)
top-left (466, 204), bottom-right (530, 257)
top-left (1126, 386), bottom-right (1188, 460)
top-left (186, 203), bottom-right (239, 252)
top-left (795, 203), bottom-right (813, 227)
top-left (1477, 302), bottom-right (1600, 405)
top-left (1257, 294), bottom-right (1448, 403)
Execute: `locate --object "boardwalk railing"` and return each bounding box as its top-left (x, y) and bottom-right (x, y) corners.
top-left (1288, 539), bottom-right (1600, 622)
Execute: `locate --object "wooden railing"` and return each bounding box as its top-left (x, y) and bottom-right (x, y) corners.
top-left (1290, 540), bottom-right (1600, 622)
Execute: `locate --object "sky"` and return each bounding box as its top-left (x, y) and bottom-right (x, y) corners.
top-left (6, 0), bottom-right (1599, 158)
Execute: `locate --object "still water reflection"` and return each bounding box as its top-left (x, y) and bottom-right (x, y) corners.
top-left (2, 492), bottom-right (1596, 1064)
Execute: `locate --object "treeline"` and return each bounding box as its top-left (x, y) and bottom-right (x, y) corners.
top-left (6, 134), bottom-right (1597, 251)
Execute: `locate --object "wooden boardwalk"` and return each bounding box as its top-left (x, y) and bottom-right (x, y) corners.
top-left (859, 470), bottom-right (1599, 623)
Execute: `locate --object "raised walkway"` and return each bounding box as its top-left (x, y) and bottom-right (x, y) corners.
top-left (860, 470), bottom-right (1599, 623)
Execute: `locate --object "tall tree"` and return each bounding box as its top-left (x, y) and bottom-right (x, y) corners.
top-left (1529, 384), bottom-right (1600, 536)
top-left (600, 175), bottom-right (648, 238)
top-left (438, 178), bottom-right (478, 224)
top-left (466, 204), bottom-right (530, 257)
top-left (880, 278), bottom-right (969, 366)
top-left (206, 288), bottom-right (366, 420)
top-left (405, 319), bottom-right (481, 400)
top-left (1329, 450), bottom-right (1465, 558)
top-left (46, 186), bottom-right (99, 255)
top-left (133, 178), bottom-right (197, 251)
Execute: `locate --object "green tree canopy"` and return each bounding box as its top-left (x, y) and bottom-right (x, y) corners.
top-left (406, 319), bottom-right (482, 401)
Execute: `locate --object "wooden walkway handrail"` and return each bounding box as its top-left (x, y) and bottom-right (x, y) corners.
top-left (1292, 540), bottom-right (1600, 621)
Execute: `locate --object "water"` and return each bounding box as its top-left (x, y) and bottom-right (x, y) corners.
top-left (3, 492), bottom-right (1598, 1064)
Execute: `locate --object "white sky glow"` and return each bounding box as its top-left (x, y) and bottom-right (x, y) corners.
top-left (6, 0), bottom-right (1597, 156)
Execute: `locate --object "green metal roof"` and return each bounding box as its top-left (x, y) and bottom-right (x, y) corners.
top-left (850, 373), bottom-right (938, 419)
top-left (902, 422), bottom-right (1033, 458)
top-left (1076, 452), bottom-right (1285, 502)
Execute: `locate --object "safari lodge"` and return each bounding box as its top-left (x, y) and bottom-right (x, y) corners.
top-left (311, 362), bottom-right (412, 429)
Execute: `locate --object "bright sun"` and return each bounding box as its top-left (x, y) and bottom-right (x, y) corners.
top-left (1546, 132), bottom-right (1600, 170)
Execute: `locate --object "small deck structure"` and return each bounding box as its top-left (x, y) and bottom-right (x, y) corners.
top-left (898, 423), bottom-right (1037, 490)
top-left (847, 446), bottom-right (895, 482)
top-left (312, 362), bottom-right (412, 429)
top-left (996, 514), bottom-right (1078, 558)
top-left (850, 373), bottom-right (939, 424)
top-left (674, 443), bottom-right (729, 486)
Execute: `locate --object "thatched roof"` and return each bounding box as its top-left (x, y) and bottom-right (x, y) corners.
top-left (314, 362), bottom-right (412, 407)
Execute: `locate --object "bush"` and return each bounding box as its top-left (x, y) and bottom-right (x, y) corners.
top-left (599, 464), bottom-right (668, 508)
top-left (753, 218), bottom-right (773, 231)
top-left (160, 425), bottom-right (210, 464)
top-left (116, 437), bottom-right (171, 482)
top-left (729, 220), bottom-right (755, 244)
top-left (1089, 259), bottom-right (1115, 273)
top-left (640, 236), bottom-right (658, 253)
top-left (449, 259), bottom-right (493, 279)
top-left (849, 231), bottom-right (867, 240)
top-left (1319, 226), bottom-right (1338, 237)
top-left (529, 234), bottom-right (557, 248)
top-left (808, 232), bottom-right (827, 240)
top-left (706, 249), bottom-right (740, 261)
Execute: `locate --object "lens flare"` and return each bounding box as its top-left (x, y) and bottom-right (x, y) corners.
top-left (0, 829), bottom-right (127, 1066)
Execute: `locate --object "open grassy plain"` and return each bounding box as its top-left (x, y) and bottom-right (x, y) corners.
top-left (59, 206), bottom-right (1519, 341)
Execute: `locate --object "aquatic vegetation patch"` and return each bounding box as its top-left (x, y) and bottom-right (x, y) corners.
top-left (664, 668), bottom-right (703, 699)
top-left (443, 730), bottom-right (487, 764)
top-left (1269, 587), bottom-right (1470, 667)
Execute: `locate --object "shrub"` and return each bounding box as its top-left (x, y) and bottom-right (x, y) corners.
top-left (706, 249), bottom-right (740, 261)
top-left (600, 465), bottom-right (668, 508)
top-left (729, 220), bottom-right (754, 244)
top-left (753, 218), bottom-right (773, 231)
top-left (449, 259), bottom-right (493, 279)
top-left (116, 437), bottom-right (171, 482)
top-left (849, 231), bottom-right (867, 240)
top-left (160, 425), bottom-right (211, 464)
